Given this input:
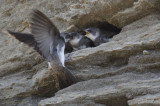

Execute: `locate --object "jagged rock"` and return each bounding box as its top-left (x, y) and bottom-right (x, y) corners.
top-left (39, 13), bottom-right (160, 106)
top-left (128, 94), bottom-right (160, 106)
top-left (31, 69), bottom-right (59, 97)
top-left (0, 0), bottom-right (160, 106)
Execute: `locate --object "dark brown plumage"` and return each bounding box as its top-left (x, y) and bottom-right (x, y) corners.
top-left (84, 27), bottom-right (117, 46)
top-left (0, 30), bottom-right (43, 56)
top-left (30, 10), bottom-right (78, 89)
top-left (0, 30), bottom-right (73, 54)
top-left (6, 31), bottom-right (35, 46)
top-left (68, 32), bottom-right (95, 51)
top-left (0, 10), bottom-right (78, 89)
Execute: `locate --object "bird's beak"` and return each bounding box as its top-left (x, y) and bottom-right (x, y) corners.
top-left (85, 31), bottom-right (90, 37)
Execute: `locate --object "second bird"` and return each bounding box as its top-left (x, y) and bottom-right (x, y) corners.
top-left (84, 27), bottom-right (117, 46)
top-left (68, 32), bottom-right (95, 51)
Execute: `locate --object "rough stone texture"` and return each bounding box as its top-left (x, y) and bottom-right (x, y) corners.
top-left (39, 14), bottom-right (160, 106)
top-left (128, 94), bottom-right (160, 106)
top-left (0, 0), bottom-right (160, 106)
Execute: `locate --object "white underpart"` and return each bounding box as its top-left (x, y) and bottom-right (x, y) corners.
top-left (57, 44), bottom-right (65, 67)
top-left (87, 32), bottom-right (98, 41)
top-left (69, 37), bottom-right (81, 46)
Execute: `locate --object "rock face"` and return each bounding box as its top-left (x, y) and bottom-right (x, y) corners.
top-left (0, 0), bottom-right (160, 106)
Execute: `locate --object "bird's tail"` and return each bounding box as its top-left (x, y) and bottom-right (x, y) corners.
top-left (50, 61), bottom-right (79, 89)
top-left (57, 67), bottom-right (79, 89)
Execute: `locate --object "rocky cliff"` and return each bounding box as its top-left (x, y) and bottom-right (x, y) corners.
top-left (0, 0), bottom-right (160, 106)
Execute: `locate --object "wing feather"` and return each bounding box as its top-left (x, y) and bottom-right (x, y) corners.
top-left (30, 10), bottom-right (79, 88)
top-left (30, 9), bottom-right (64, 63)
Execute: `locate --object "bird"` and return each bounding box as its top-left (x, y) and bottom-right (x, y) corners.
top-left (1, 10), bottom-right (79, 89)
top-left (30, 10), bottom-right (79, 89)
top-left (84, 27), bottom-right (117, 46)
top-left (68, 32), bottom-right (95, 51)
top-left (0, 29), bottom-right (74, 54)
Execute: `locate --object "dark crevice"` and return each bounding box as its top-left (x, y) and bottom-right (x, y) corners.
top-left (96, 22), bottom-right (121, 33)
top-left (95, 96), bottom-right (129, 106)
top-left (134, 0), bottom-right (138, 2)
top-left (65, 22), bottom-right (122, 53)
top-left (79, 21), bottom-right (121, 34)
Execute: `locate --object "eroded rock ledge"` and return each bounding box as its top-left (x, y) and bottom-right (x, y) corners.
top-left (39, 14), bottom-right (160, 106)
top-left (0, 0), bottom-right (160, 106)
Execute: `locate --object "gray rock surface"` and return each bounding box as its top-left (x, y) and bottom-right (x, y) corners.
top-left (0, 0), bottom-right (160, 106)
top-left (39, 14), bottom-right (160, 106)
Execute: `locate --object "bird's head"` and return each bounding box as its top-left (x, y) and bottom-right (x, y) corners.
top-left (60, 33), bottom-right (71, 43)
top-left (68, 32), bottom-right (82, 45)
top-left (84, 27), bottom-right (99, 41)
top-left (69, 32), bottom-right (82, 40)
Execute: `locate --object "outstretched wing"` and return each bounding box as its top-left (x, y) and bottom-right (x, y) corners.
top-left (5, 30), bottom-right (35, 46)
top-left (30, 9), bottom-right (65, 66)
top-left (30, 10), bottom-right (78, 88)
top-left (0, 29), bottom-right (43, 56)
